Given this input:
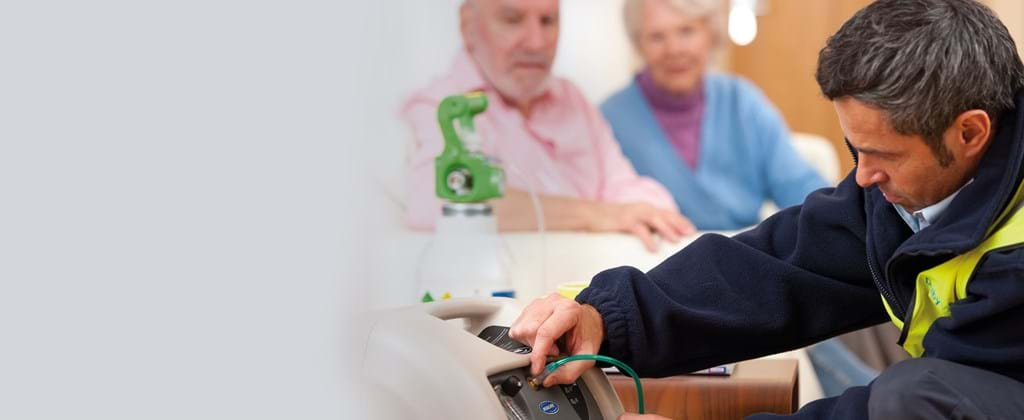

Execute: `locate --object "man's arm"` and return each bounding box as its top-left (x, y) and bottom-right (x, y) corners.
top-left (576, 172), bottom-right (890, 377)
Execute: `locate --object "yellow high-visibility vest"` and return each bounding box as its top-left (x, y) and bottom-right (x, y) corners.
top-left (881, 180), bottom-right (1024, 357)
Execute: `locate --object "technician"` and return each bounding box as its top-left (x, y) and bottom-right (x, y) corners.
top-left (510, 1), bottom-right (1024, 418)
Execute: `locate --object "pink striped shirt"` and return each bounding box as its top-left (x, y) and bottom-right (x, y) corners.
top-left (400, 51), bottom-right (677, 229)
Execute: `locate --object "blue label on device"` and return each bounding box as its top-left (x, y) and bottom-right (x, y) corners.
top-left (539, 401), bottom-right (559, 414)
top-left (491, 290), bottom-right (515, 298)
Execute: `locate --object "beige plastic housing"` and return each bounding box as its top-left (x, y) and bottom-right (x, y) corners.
top-left (359, 297), bottom-right (625, 419)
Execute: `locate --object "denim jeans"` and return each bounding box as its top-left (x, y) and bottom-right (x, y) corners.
top-left (806, 337), bottom-right (879, 397)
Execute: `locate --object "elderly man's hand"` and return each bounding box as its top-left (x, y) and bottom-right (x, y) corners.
top-left (508, 293), bottom-right (605, 387)
top-left (589, 202), bottom-right (694, 252)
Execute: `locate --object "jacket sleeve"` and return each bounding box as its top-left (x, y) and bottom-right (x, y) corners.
top-left (923, 248), bottom-right (1024, 381)
top-left (576, 172), bottom-right (891, 376)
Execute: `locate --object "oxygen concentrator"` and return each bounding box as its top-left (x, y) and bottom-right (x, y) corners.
top-left (359, 298), bottom-right (626, 419)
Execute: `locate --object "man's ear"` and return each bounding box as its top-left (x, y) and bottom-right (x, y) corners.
top-left (460, 2), bottom-right (476, 51)
top-left (954, 109), bottom-right (992, 159)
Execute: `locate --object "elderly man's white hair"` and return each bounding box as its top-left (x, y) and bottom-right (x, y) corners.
top-left (622, 0), bottom-right (724, 51)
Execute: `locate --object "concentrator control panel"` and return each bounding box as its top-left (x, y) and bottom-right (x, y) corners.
top-left (478, 326), bottom-right (602, 420)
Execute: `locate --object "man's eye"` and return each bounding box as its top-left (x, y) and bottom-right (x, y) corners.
top-left (501, 13), bottom-right (523, 24)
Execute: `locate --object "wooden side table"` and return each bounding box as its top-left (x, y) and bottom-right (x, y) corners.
top-left (609, 359), bottom-right (799, 419)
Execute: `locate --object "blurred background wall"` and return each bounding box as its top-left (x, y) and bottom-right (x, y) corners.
top-left (725, 0), bottom-right (870, 176)
top-left (727, 0), bottom-right (1024, 176)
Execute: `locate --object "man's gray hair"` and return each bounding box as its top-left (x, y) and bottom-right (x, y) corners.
top-left (622, 0), bottom-right (724, 52)
top-left (816, 0), bottom-right (1024, 166)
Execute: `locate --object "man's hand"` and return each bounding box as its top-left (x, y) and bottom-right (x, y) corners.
top-left (589, 202), bottom-right (695, 252)
top-left (508, 294), bottom-right (606, 387)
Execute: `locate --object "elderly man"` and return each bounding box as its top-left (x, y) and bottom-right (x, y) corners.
top-left (401, 0), bottom-right (692, 251)
top-left (509, 0), bottom-right (1024, 418)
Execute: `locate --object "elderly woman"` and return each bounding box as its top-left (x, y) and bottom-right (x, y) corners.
top-left (603, 1), bottom-right (877, 399)
top-left (601, 0), bottom-right (827, 230)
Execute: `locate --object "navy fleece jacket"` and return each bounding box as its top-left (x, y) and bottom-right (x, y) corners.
top-left (577, 94), bottom-right (1024, 414)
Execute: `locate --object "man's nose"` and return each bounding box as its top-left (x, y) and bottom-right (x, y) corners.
top-left (855, 164), bottom-right (887, 188)
top-left (521, 19), bottom-right (546, 51)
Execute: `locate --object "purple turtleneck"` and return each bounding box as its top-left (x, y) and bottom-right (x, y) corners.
top-left (636, 70), bottom-right (704, 168)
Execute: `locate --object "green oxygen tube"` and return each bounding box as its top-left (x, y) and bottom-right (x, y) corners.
top-left (417, 92), bottom-right (514, 303)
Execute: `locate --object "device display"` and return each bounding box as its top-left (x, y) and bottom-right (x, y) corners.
top-left (477, 325), bottom-right (532, 354)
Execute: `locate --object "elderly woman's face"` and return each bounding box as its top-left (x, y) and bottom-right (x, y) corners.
top-left (637, 0), bottom-right (714, 95)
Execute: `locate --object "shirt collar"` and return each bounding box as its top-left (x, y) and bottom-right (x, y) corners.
top-left (894, 179), bottom-right (974, 233)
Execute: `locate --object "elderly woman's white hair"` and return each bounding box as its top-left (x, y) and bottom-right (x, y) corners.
top-left (622, 0), bottom-right (725, 53)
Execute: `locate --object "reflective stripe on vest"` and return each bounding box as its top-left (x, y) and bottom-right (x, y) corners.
top-left (881, 180), bottom-right (1024, 357)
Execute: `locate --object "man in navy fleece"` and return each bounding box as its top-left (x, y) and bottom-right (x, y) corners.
top-left (509, 0), bottom-right (1024, 418)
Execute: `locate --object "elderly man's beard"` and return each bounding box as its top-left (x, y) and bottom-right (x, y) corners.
top-left (475, 49), bottom-right (554, 106)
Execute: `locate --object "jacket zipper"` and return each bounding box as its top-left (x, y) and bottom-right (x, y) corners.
top-left (867, 252), bottom-right (904, 318)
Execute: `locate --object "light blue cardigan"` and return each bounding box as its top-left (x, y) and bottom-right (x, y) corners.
top-left (601, 74), bottom-right (829, 230)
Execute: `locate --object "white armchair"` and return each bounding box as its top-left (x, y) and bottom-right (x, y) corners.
top-left (791, 132), bottom-right (842, 183)
top-left (759, 132), bottom-right (842, 221)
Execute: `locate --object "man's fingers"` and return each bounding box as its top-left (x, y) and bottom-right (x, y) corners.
top-left (530, 335), bottom-right (555, 376)
top-left (529, 307), bottom-right (579, 373)
top-left (534, 307), bottom-right (577, 349)
top-left (509, 302), bottom-right (558, 377)
top-left (509, 301), bottom-right (554, 346)
top-left (508, 301), bottom-right (533, 338)
top-left (543, 359), bottom-right (596, 387)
